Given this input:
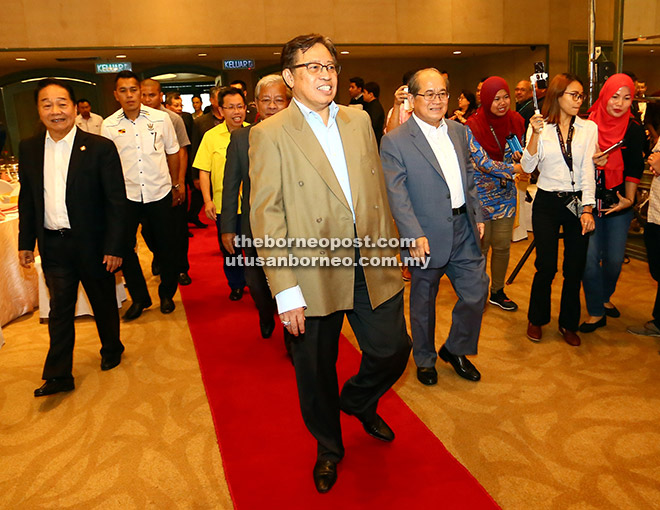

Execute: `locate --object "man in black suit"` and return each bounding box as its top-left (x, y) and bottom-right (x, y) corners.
top-left (18, 78), bottom-right (127, 397)
top-left (220, 74), bottom-right (291, 339)
top-left (362, 81), bottom-right (385, 147)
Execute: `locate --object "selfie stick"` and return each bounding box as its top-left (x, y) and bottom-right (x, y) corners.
top-left (530, 71), bottom-right (548, 115)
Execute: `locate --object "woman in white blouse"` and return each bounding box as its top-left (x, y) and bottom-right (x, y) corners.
top-left (521, 73), bottom-right (597, 347)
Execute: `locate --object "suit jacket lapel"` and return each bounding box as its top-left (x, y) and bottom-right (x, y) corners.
top-left (336, 108), bottom-right (360, 212)
top-left (66, 129), bottom-right (85, 200)
top-left (407, 118), bottom-right (447, 182)
top-left (282, 104), bottom-right (351, 212)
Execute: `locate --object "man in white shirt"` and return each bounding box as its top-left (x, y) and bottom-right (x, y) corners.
top-left (381, 68), bottom-right (488, 386)
top-left (101, 71), bottom-right (181, 320)
top-left (140, 79), bottom-right (192, 286)
top-left (249, 34), bottom-right (411, 493)
top-left (18, 78), bottom-right (127, 397)
top-left (74, 99), bottom-right (103, 135)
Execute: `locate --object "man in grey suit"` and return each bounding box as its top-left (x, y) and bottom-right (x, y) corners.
top-left (381, 68), bottom-right (488, 385)
top-left (220, 74), bottom-right (291, 339)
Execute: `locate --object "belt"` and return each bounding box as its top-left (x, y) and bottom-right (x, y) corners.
top-left (45, 228), bottom-right (72, 237)
top-left (538, 189), bottom-right (580, 198)
top-left (452, 204), bottom-right (467, 216)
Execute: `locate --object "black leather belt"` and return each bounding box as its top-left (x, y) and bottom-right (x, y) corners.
top-left (45, 228), bottom-right (72, 237)
top-left (452, 204), bottom-right (467, 216)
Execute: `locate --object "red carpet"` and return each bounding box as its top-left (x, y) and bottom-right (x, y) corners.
top-left (179, 221), bottom-right (500, 509)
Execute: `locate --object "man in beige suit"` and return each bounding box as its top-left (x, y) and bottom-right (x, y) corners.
top-left (249, 34), bottom-right (411, 494)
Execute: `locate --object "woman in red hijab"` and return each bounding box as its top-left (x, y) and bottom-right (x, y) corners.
top-left (580, 73), bottom-right (645, 333)
top-left (467, 77), bottom-right (525, 312)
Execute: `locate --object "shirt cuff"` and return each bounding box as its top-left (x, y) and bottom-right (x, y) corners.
top-left (275, 285), bottom-right (307, 314)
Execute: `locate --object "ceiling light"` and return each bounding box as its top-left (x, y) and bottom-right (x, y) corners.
top-left (273, 52), bottom-right (281, 55)
top-left (16, 57), bottom-right (27, 61)
top-left (651, 49), bottom-right (655, 53)
top-left (453, 51), bottom-right (462, 55)
top-left (198, 53), bottom-right (207, 57)
top-left (151, 73), bottom-right (177, 80)
top-left (340, 51), bottom-right (350, 55)
top-left (116, 54), bottom-right (127, 59)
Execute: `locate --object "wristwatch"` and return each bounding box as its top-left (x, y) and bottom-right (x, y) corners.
top-left (172, 184), bottom-right (180, 190)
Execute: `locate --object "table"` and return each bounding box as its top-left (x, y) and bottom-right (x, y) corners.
top-left (0, 211), bottom-right (38, 327)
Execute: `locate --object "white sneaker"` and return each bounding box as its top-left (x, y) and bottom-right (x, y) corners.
top-left (626, 321), bottom-right (660, 337)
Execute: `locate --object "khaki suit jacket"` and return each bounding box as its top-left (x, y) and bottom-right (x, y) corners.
top-left (248, 102), bottom-right (403, 317)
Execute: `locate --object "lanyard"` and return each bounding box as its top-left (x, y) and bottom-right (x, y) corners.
top-left (488, 125), bottom-right (505, 160)
top-left (556, 116), bottom-right (576, 191)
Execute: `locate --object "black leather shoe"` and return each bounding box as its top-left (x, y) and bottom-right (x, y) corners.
top-left (579, 316), bottom-right (606, 333)
top-left (189, 219), bottom-right (208, 229)
top-left (360, 414), bottom-right (395, 442)
top-left (313, 459), bottom-right (337, 493)
top-left (34, 378), bottom-right (74, 397)
top-left (439, 345), bottom-right (481, 381)
top-left (260, 317), bottom-right (276, 338)
top-left (229, 288), bottom-right (244, 301)
top-left (604, 305), bottom-right (620, 318)
top-left (122, 299), bottom-right (152, 321)
top-left (101, 352), bottom-right (122, 371)
top-left (160, 297), bottom-right (175, 314)
top-left (416, 366), bottom-right (438, 386)
top-left (178, 272), bottom-right (192, 286)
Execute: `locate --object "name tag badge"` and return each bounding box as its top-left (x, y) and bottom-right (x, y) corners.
top-left (118, 129), bottom-right (126, 134)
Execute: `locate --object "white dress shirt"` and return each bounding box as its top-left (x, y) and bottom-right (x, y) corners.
top-left (101, 105), bottom-right (179, 204)
top-left (521, 116), bottom-right (597, 206)
top-left (75, 112), bottom-right (103, 135)
top-left (649, 139), bottom-right (660, 225)
top-left (275, 99), bottom-right (357, 315)
top-left (43, 126), bottom-right (77, 230)
top-left (412, 113), bottom-right (466, 208)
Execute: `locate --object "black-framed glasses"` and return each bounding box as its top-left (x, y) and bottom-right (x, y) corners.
top-left (290, 62), bottom-right (341, 75)
top-left (416, 91), bottom-right (449, 102)
top-left (563, 91), bottom-right (585, 102)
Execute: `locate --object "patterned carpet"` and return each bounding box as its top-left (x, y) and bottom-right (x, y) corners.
top-left (1, 233), bottom-right (659, 509)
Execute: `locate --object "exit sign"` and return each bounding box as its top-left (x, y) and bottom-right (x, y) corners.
top-left (96, 62), bottom-right (133, 74)
top-left (223, 59), bottom-right (255, 70)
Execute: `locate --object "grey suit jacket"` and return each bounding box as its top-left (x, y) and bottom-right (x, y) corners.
top-left (380, 117), bottom-right (483, 268)
top-left (220, 125), bottom-right (252, 237)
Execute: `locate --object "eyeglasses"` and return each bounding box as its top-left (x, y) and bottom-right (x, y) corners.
top-left (563, 91), bottom-right (585, 102)
top-left (221, 104), bottom-right (246, 111)
top-left (416, 91), bottom-right (449, 102)
top-left (290, 62), bottom-right (341, 75)
top-left (258, 97), bottom-right (288, 106)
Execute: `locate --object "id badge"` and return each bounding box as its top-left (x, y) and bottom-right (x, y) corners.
top-left (565, 196), bottom-right (583, 217)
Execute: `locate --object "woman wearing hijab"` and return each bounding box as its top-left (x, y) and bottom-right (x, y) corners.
top-left (467, 76), bottom-right (525, 312)
top-left (522, 73), bottom-right (597, 346)
top-left (580, 73), bottom-right (645, 333)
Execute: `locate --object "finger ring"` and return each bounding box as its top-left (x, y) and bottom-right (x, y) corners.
top-left (282, 320), bottom-right (291, 327)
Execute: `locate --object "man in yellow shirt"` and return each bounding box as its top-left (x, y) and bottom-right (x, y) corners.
top-left (193, 87), bottom-right (249, 300)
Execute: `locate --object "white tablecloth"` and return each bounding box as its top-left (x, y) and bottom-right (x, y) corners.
top-left (35, 256), bottom-right (127, 320)
top-left (0, 212), bottom-right (39, 327)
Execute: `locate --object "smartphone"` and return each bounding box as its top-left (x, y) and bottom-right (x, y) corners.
top-left (601, 139), bottom-right (624, 155)
top-left (402, 86), bottom-right (411, 112)
top-left (533, 62), bottom-right (547, 89)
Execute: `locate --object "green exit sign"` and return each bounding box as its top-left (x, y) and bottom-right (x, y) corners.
top-left (96, 62), bottom-right (133, 74)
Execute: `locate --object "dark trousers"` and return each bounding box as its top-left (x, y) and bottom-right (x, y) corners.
top-left (409, 212), bottom-right (488, 368)
top-left (243, 244), bottom-right (276, 321)
top-left (41, 230), bottom-right (123, 380)
top-left (528, 189), bottom-right (589, 331)
top-left (141, 198), bottom-right (189, 274)
top-left (287, 263), bottom-right (411, 462)
top-left (123, 193), bottom-right (178, 302)
top-left (187, 186), bottom-right (204, 223)
top-left (215, 214), bottom-right (246, 290)
top-left (645, 222), bottom-right (660, 325)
